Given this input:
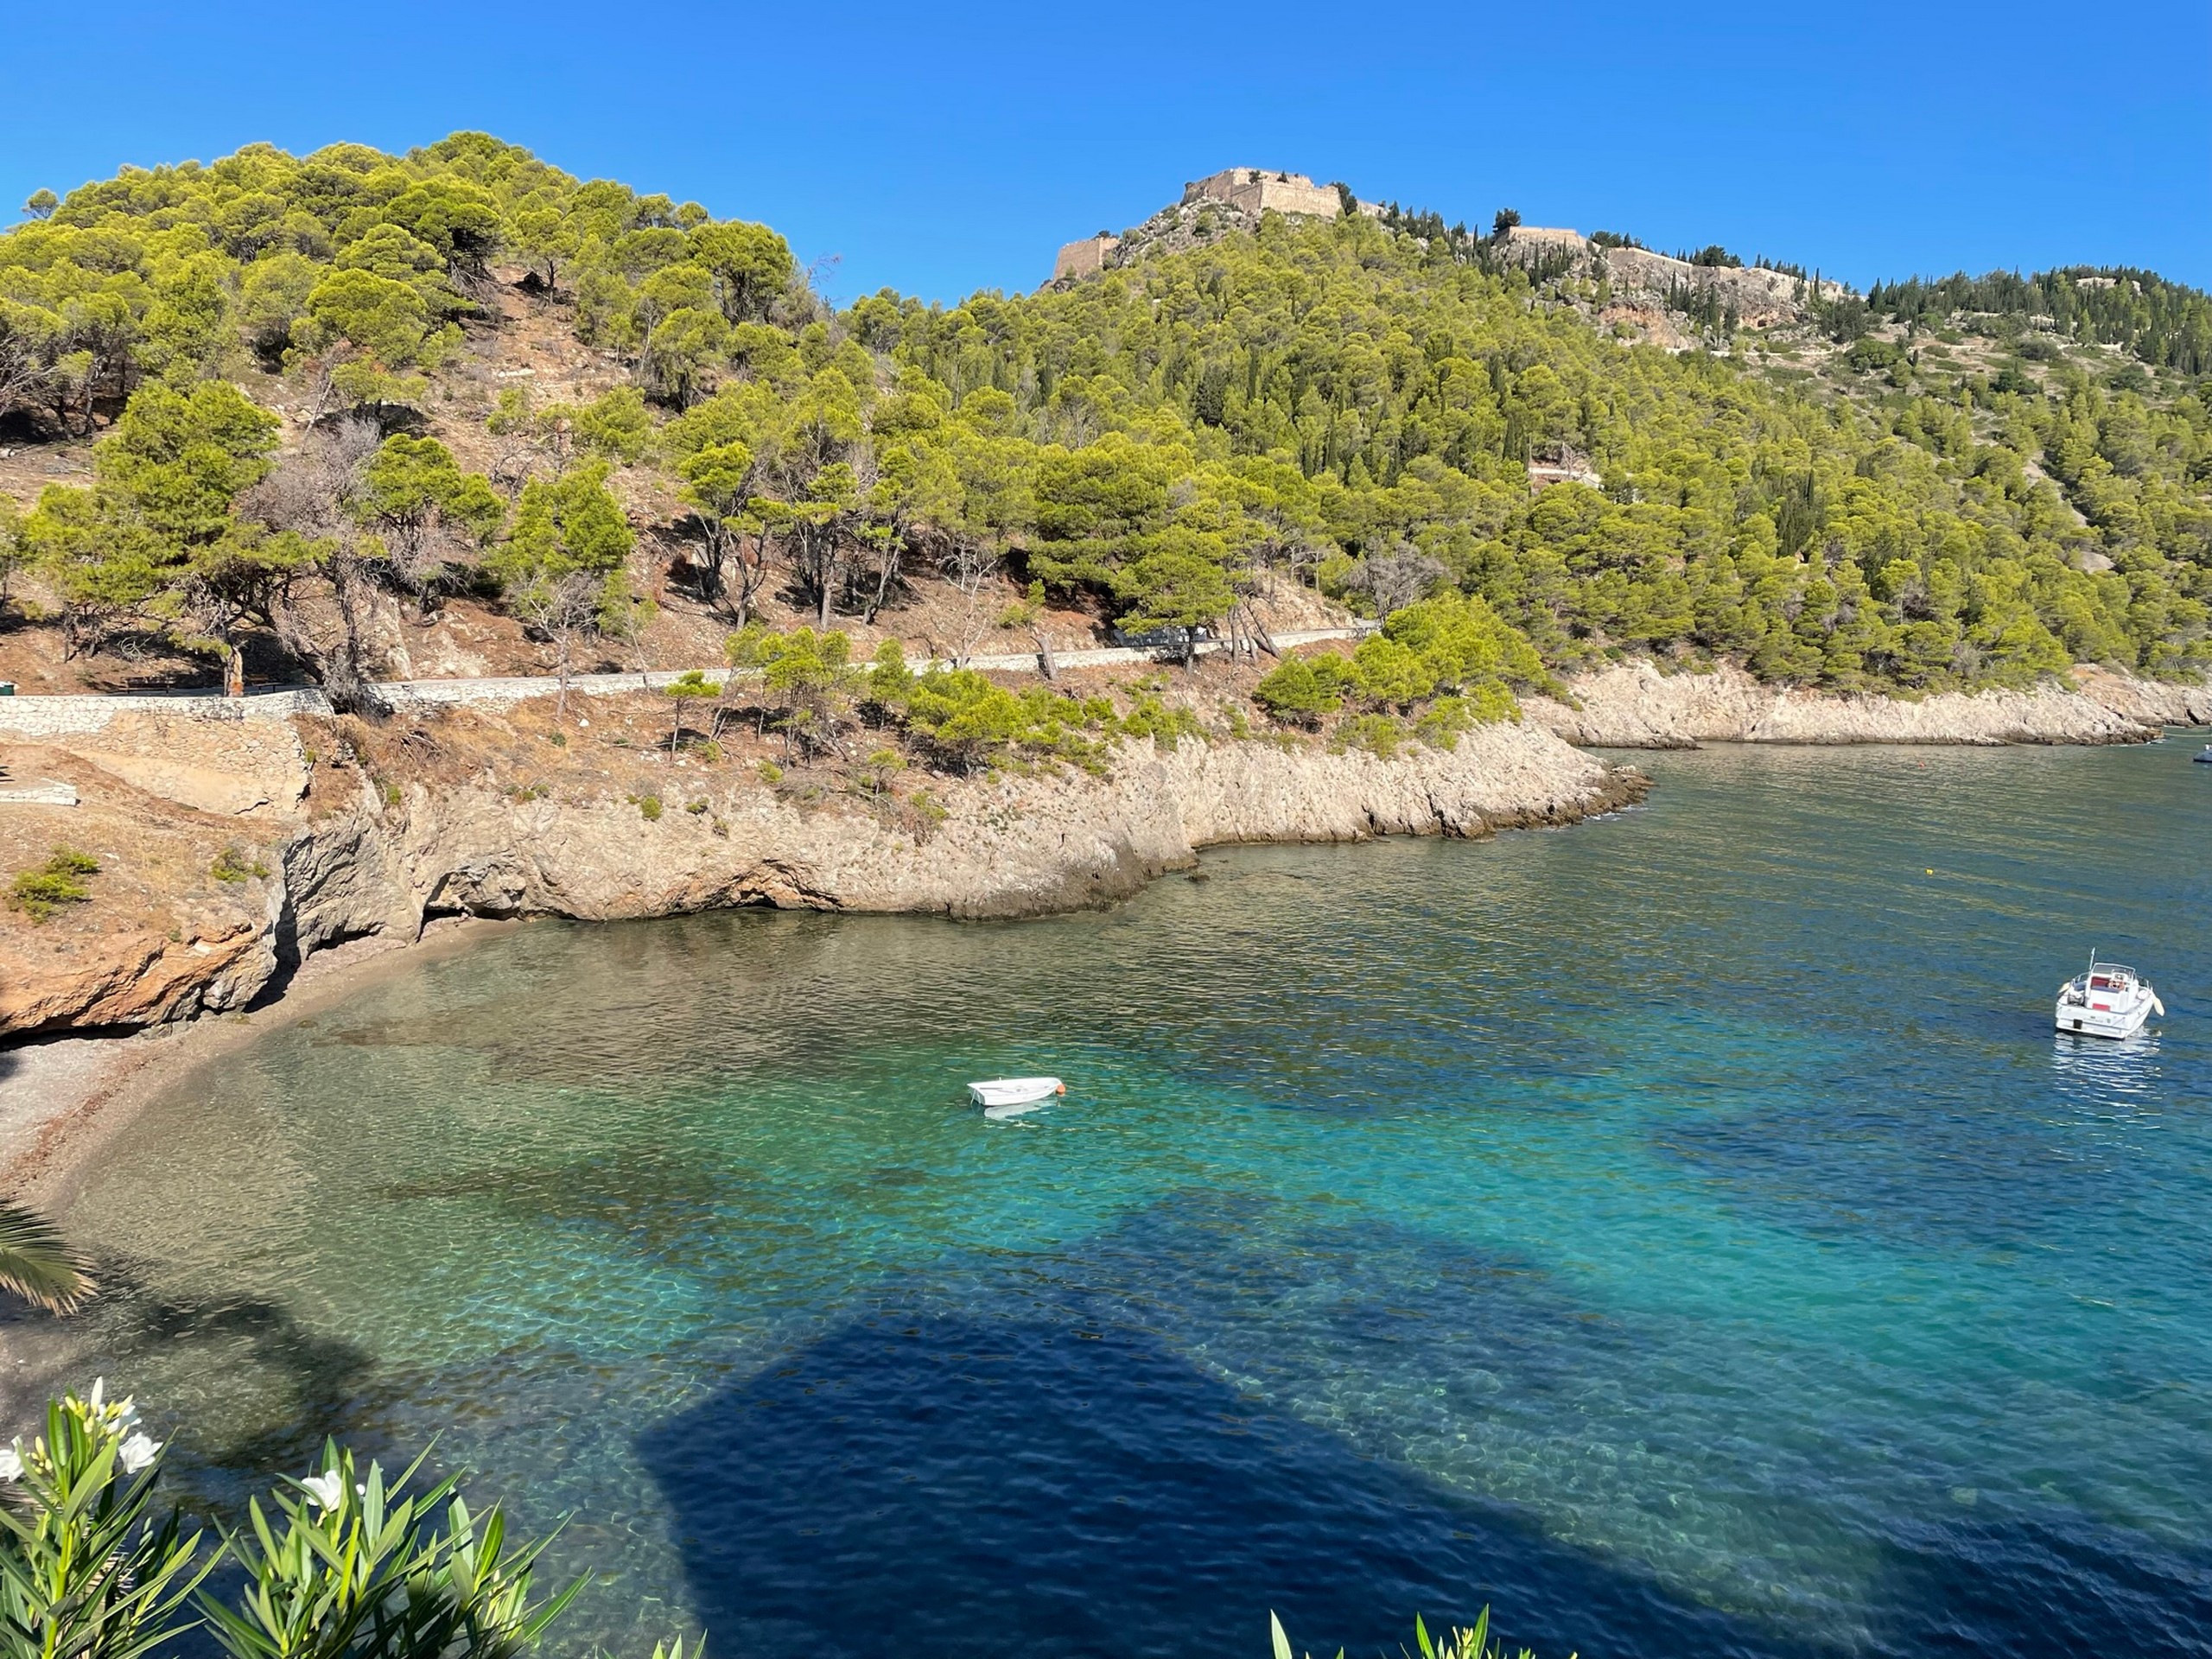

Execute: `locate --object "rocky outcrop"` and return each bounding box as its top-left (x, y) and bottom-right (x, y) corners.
top-left (0, 741), bottom-right (296, 1033)
top-left (2068, 665), bottom-right (2212, 728)
top-left (1497, 226), bottom-right (1849, 331)
top-left (1521, 661), bottom-right (2198, 747)
top-left (0, 917), bottom-right (276, 1033)
top-left (16, 648), bottom-right (2194, 1038)
top-left (283, 723), bottom-right (1636, 935)
top-left (3, 722), bottom-right (1640, 1037)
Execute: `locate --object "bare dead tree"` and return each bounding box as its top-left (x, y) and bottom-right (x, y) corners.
top-left (722, 523), bottom-right (772, 627)
top-left (238, 417), bottom-right (392, 715)
top-left (1347, 542), bottom-right (1447, 619)
top-left (511, 571), bottom-right (603, 722)
top-left (772, 262), bottom-right (836, 331)
top-left (939, 535), bottom-right (1004, 667)
top-left (0, 337), bottom-right (46, 427)
top-left (1223, 586), bottom-right (1278, 665)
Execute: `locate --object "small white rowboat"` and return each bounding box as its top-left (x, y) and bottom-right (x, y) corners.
top-left (968, 1077), bottom-right (1066, 1109)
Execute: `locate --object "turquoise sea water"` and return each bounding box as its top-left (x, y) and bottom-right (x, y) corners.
top-left (14, 740), bottom-right (2212, 1658)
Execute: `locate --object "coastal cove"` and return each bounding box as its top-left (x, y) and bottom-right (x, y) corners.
top-left (3, 737), bottom-right (2209, 1659)
top-left (2, 76), bottom-right (2209, 1659)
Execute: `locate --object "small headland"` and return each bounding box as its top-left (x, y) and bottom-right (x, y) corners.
top-left (0, 644), bottom-right (1651, 1184)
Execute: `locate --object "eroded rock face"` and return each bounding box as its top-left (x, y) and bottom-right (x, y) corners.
top-left (1521, 662), bottom-right (2187, 747)
top-left (0, 887), bottom-right (281, 1033)
top-left (284, 722), bottom-right (1633, 938)
top-left (0, 929), bottom-right (274, 1035)
top-left (2067, 666), bottom-right (2212, 728)
top-left (0, 722), bottom-right (1638, 1037)
top-left (0, 740), bottom-right (296, 1035)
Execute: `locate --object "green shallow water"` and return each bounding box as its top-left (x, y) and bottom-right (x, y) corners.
top-left (13, 739), bottom-right (2212, 1658)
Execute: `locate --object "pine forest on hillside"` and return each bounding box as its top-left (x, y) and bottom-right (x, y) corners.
top-left (0, 132), bottom-right (2206, 739)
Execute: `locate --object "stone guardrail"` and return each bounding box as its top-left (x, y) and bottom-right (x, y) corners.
top-left (0, 626), bottom-right (1373, 739)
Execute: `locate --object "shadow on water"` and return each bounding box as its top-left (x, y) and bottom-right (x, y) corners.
top-left (1856, 1515), bottom-right (2212, 1659)
top-left (638, 1296), bottom-right (2212, 1659)
top-left (125, 1293), bottom-right (385, 1477)
top-left (636, 1302), bottom-right (1788, 1659)
top-left (28, 743), bottom-right (2212, 1658)
top-left (2, 1255), bottom-right (384, 1484)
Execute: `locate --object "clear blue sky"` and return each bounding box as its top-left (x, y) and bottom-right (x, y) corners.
top-left (7, 0), bottom-right (2208, 306)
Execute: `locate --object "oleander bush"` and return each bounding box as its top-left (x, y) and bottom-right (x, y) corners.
top-left (0, 1384), bottom-right (592, 1659)
top-left (1, 1386), bottom-right (1573, 1659)
top-left (1270, 1605), bottom-right (1566, 1659)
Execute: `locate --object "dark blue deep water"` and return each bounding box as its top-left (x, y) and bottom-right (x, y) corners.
top-left (22, 739), bottom-right (2212, 1658)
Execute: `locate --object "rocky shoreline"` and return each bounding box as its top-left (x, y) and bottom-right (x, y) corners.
top-left (1, 719), bottom-right (1643, 1041)
top-left (0, 718), bottom-right (1640, 1188)
top-left (1523, 662), bottom-right (2210, 747)
top-left (3, 653), bottom-right (2205, 1086)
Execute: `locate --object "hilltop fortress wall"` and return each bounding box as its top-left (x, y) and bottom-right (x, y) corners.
top-left (1052, 167), bottom-right (1342, 285)
top-left (1052, 234), bottom-right (1121, 283)
top-left (1046, 172), bottom-right (1849, 342)
top-left (1179, 168), bottom-right (1343, 219)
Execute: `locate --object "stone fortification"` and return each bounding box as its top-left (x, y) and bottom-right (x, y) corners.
top-left (1046, 168), bottom-right (1357, 285)
top-left (1053, 234), bottom-right (1121, 283)
top-left (1180, 168), bottom-right (1343, 219)
top-left (1503, 226), bottom-right (1586, 251)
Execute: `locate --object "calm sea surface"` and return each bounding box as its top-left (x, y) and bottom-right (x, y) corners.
top-left (17, 740), bottom-right (2212, 1659)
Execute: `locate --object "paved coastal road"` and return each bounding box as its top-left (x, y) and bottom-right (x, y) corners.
top-left (0, 627), bottom-right (1374, 737)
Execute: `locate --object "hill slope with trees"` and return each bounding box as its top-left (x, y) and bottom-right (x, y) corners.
top-left (0, 133), bottom-right (2206, 728)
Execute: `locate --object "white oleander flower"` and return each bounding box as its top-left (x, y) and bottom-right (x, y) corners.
top-left (117, 1433), bottom-right (162, 1474)
top-left (0, 1446), bottom-right (22, 1480)
top-left (301, 1470), bottom-right (345, 1511)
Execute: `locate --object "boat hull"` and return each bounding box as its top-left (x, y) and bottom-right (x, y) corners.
top-left (2054, 996), bottom-right (2156, 1039)
top-left (968, 1077), bottom-right (1066, 1108)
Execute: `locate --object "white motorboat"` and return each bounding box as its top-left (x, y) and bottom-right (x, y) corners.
top-left (968, 1077), bottom-right (1066, 1109)
top-left (2055, 954), bottom-right (2164, 1038)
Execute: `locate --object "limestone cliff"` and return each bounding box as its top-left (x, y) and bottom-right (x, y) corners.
top-left (2, 721), bottom-right (1639, 1036)
top-left (1522, 662), bottom-right (2208, 747)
